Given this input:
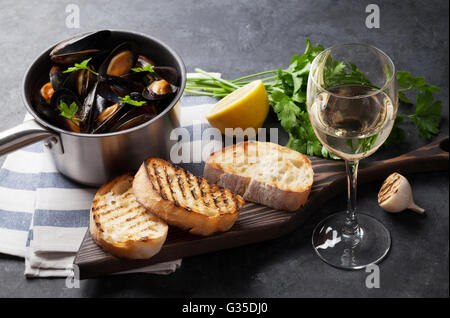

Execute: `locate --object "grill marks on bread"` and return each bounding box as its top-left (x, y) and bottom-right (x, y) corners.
top-left (144, 158), bottom-right (242, 217)
top-left (133, 158), bottom-right (243, 235)
top-left (89, 174), bottom-right (168, 259)
top-left (93, 187), bottom-right (165, 243)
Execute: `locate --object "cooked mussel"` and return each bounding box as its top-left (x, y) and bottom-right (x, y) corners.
top-left (40, 82), bottom-right (55, 104)
top-left (50, 88), bottom-right (83, 133)
top-left (96, 81), bottom-right (122, 103)
top-left (36, 30), bottom-right (178, 134)
top-left (98, 74), bottom-right (145, 98)
top-left (109, 104), bottom-right (157, 132)
top-left (60, 67), bottom-right (97, 100)
top-left (93, 95), bottom-right (153, 133)
top-left (99, 42), bottom-right (136, 76)
top-left (130, 55), bottom-right (158, 84)
top-left (135, 55), bottom-right (156, 68)
top-left (76, 68), bottom-right (96, 98)
top-left (92, 102), bottom-right (129, 134)
top-left (49, 66), bottom-right (67, 91)
top-left (97, 103), bottom-right (121, 126)
top-left (50, 30), bottom-right (111, 64)
top-left (153, 66), bottom-right (179, 86)
top-left (142, 79), bottom-right (173, 100)
top-left (112, 113), bottom-right (156, 132)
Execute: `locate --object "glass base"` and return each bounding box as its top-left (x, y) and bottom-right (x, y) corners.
top-left (312, 212), bottom-right (391, 270)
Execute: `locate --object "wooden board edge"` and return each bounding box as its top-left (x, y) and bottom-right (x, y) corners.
top-left (74, 218), bottom-right (297, 280)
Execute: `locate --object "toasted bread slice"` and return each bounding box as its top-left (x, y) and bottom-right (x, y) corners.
top-left (133, 158), bottom-right (244, 236)
top-left (203, 141), bottom-right (314, 211)
top-left (90, 173), bottom-right (168, 259)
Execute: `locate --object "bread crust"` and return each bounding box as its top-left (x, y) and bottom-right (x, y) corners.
top-left (133, 158), bottom-right (244, 236)
top-left (90, 173), bottom-right (168, 259)
top-left (204, 141), bottom-right (313, 211)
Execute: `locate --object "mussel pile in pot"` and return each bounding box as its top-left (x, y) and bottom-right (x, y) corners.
top-left (35, 30), bottom-right (180, 134)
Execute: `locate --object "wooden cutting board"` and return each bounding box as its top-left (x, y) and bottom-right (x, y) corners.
top-left (74, 136), bottom-right (448, 279)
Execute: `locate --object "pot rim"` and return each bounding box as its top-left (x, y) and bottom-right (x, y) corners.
top-left (21, 29), bottom-right (186, 138)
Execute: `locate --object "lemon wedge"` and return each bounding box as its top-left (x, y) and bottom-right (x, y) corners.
top-left (206, 80), bottom-right (269, 137)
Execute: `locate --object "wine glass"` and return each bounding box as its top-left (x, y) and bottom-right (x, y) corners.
top-left (307, 43), bottom-right (397, 269)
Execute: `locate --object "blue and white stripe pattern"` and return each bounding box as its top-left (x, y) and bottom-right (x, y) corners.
top-left (0, 76), bottom-right (220, 277)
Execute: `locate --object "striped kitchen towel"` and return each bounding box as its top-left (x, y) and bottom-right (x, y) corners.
top-left (0, 74), bottom-right (222, 277)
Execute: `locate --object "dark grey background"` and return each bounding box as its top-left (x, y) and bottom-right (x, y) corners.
top-left (0, 0), bottom-right (448, 297)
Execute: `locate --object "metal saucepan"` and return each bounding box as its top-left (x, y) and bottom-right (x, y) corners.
top-left (0, 30), bottom-right (185, 186)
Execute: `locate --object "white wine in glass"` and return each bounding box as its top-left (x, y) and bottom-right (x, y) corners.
top-left (307, 44), bottom-right (398, 269)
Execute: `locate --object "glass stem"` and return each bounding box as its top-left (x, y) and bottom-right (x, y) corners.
top-left (343, 160), bottom-right (360, 236)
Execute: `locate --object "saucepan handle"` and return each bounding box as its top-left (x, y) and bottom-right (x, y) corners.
top-left (0, 119), bottom-right (59, 156)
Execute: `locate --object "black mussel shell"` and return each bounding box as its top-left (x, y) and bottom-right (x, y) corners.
top-left (50, 88), bottom-right (83, 132)
top-left (50, 88), bottom-right (81, 110)
top-left (112, 113), bottom-right (156, 132)
top-left (92, 96), bottom-right (155, 134)
top-left (153, 66), bottom-right (178, 86)
top-left (94, 87), bottom-right (110, 114)
top-left (98, 42), bottom-right (136, 77)
top-left (96, 81), bottom-right (122, 103)
top-left (120, 71), bottom-right (149, 84)
top-left (49, 66), bottom-right (68, 91)
top-left (135, 55), bottom-right (156, 68)
top-left (109, 105), bottom-right (157, 132)
top-left (35, 101), bottom-right (59, 125)
top-left (132, 55), bottom-right (157, 84)
top-left (78, 81), bottom-right (98, 133)
top-left (128, 92), bottom-right (149, 106)
top-left (62, 68), bottom-right (97, 100)
top-left (76, 68), bottom-right (97, 98)
top-left (92, 102), bottom-right (130, 134)
top-left (50, 30), bottom-right (111, 64)
top-left (99, 74), bottom-right (145, 97)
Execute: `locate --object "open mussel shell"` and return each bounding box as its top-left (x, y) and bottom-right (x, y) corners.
top-left (76, 68), bottom-right (97, 98)
top-left (50, 88), bottom-right (83, 133)
top-left (50, 30), bottom-right (111, 64)
top-left (98, 42), bottom-right (136, 77)
top-left (136, 55), bottom-right (156, 68)
top-left (49, 66), bottom-right (67, 91)
top-left (93, 96), bottom-right (155, 133)
top-left (50, 88), bottom-right (81, 110)
top-left (153, 66), bottom-right (179, 86)
top-left (109, 105), bottom-right (157, 132)
top-left (112, 113), bottom-right (156, 132)
top-left (131, 55), bottom-right (158, 84)
top-left (98, 74), bottom-right (145, 98)
top-left (96, 81), bottom-right (122, 103)
top-left (142, 79), bottom-right (174, 100)
top-left (92, 102), bottom-right (129, 134)
top-left (120, 70), bottom-right (149, 84)
top-left (60, 67), bottom-right (97, 100)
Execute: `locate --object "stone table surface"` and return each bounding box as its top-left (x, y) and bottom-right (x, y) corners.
top-left (0, 0), bottom-right (448, 297)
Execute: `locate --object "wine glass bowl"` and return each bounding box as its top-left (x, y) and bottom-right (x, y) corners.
top-left (307, 43), bottom-right (397, 269)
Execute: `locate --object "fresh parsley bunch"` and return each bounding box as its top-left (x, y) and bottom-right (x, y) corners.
top-left (268, 40), bottom-right (339, 158)
top-left (186, 39), bottom-right (443, 159)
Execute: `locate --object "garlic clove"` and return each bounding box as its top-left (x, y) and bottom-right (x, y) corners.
top-left (378, 172), bottom-right (425, 214)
